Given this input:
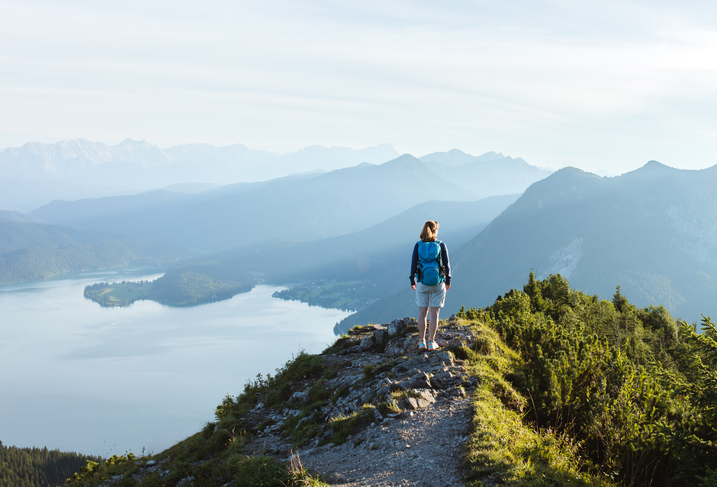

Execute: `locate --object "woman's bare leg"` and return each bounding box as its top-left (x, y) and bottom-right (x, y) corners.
top-left (418, 306), bottom-right (428, 341)
top-left (428, 307), bottom-right (440, 342)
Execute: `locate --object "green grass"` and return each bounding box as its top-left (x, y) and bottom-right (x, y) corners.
top-left (453, 317), bottom-right (611, 487)
top-left (466, 389), bottom-right (607, 487)
top-left (73, 287), bottom-right (685, 487)
top-left (327, 405), bottom-right (378, 445)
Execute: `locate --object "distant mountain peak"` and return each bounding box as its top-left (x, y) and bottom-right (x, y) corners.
top-left (552, 166), bottom-right (600, 178)
top-left (444, 148), bottom-right (471, 157)
top-left (381, 153), bottom-right (424, 169)
top-left (420, 149), bottom-right (475, 166)
top-left (419, 149), bottom-right (530, 167)
top-left (474, 151), bottom-right (507, 163)
top-left (621, 160), bottom-right (679, 182)
top-left (116, 138), bottom-right (155, 149)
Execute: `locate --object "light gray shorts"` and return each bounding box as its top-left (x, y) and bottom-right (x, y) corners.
top-left (415, 281), bottom-right (446, 308)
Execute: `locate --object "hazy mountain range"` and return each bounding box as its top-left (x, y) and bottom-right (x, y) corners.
top-left (0, 139), bottom-right (548, 212)
top-left (1, 148), bottom-right (546, 289)
top-left (8, 138), bottom-right (716, 329)
top-left (0, 139), bottom-right (400, 210)
top-left (29, 153), bottom-right (548, 251)
top-left (338, 161), bottom-right (717, 330)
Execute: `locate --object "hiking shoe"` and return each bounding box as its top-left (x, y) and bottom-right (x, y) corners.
top-left (418, 340), bottom-right (427, 351)
top-left (427, 341), bottom-right (439, 351)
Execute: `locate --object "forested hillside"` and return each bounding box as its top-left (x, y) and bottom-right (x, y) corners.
top-left (0, 442), bottom-right (101, 487)
top-left (0, 221), bottom-right (192, 285)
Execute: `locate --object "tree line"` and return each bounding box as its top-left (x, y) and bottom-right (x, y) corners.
top-left (0, 441), bottom-right (101, 487)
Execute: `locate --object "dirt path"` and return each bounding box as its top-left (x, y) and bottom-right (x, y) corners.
top-left (294, 396), bottom-right (471, 486)
top-left (243, 319), bottom-right (478, 486)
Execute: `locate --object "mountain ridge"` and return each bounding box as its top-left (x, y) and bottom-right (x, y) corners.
top-left (338, 160), bottom-right (717, 329)
top-left (0, 139), bottom-right (400, 191)
top-left (30, 153), bottom-right (520, 252)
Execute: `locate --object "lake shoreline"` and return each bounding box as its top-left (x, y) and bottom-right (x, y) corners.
top-left (1, 268), bottom-right (349, 456)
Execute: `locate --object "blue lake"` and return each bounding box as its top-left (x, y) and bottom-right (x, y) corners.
top-left (0, 268), bottom-right (349, 457)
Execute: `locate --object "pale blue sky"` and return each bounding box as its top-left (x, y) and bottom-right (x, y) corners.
top-left (2, 0), bottom-right (717, 174)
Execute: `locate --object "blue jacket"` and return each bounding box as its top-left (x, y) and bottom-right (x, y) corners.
top-left (410, 240), bottom-right (451, 286)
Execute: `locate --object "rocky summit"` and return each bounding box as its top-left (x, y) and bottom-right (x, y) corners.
top-left (244, 317), bottom-right (480, 486)
top-left (71, 317), bottom-right (482, 486)
top-left (245, 316), bottom-right (477, 449)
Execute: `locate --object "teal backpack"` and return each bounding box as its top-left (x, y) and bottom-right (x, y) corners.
top-left (417, 240), bottom-right (444, 286)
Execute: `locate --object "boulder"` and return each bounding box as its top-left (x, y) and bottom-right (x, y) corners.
top-left (399, 372), bottom-right (432, 390)
top-left (360, 335), bottom-right (375, 351)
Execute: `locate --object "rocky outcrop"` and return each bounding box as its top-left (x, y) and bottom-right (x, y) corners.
top-left (79, 317), bottom-right (481, 487)
top-left (246, 317), bottom-right (478, 455)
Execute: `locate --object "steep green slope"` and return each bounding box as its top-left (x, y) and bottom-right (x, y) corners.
top-left (63, 276), bottom-right (717, 486)
top-left (461, 274), bottom-right (717, 485)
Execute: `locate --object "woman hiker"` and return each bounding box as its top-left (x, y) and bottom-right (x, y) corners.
top-left (410, 220), bottom-right (451, 352)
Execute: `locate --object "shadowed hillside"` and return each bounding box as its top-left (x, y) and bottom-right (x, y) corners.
top-left (339, 161), bottom-right (717, 330)
top-left (84, 195), bottom-right (518, 309)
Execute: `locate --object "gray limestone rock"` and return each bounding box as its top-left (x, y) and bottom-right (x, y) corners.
top-left (403, 396), bottom-right (433, 410)
top-left (387, 319), bottom-right (407, 336)
top-left (373, 330), bottom-right (387, 345)
top-left (289, 390), bottom-right (309, 403)
top-left (360, 335), bottom-right (375, 350)
top-left (399, 372), bottom-right (432, 390)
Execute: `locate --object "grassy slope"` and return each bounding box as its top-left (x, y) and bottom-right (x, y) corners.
top-left (63, 275), bottom-right (717, 486)
top-left (62, 315), bottom-right (606, 486)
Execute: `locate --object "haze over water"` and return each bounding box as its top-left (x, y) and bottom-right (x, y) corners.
top-left (0, 268), bottom-right (349, 456)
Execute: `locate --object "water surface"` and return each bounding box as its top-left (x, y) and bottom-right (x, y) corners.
top-left (0, 268), bottom-right (349, 456)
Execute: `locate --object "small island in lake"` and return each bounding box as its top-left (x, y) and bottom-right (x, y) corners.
top-left (84, 271), bottom-right (253, 307)
top-left (84, 280), bottom-right (155, 307)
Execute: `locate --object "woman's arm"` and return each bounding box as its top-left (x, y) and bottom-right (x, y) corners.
top-left (441, 242), bottom-right (451, 287)
top-left (409, 242), bottom-right (419, 287)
